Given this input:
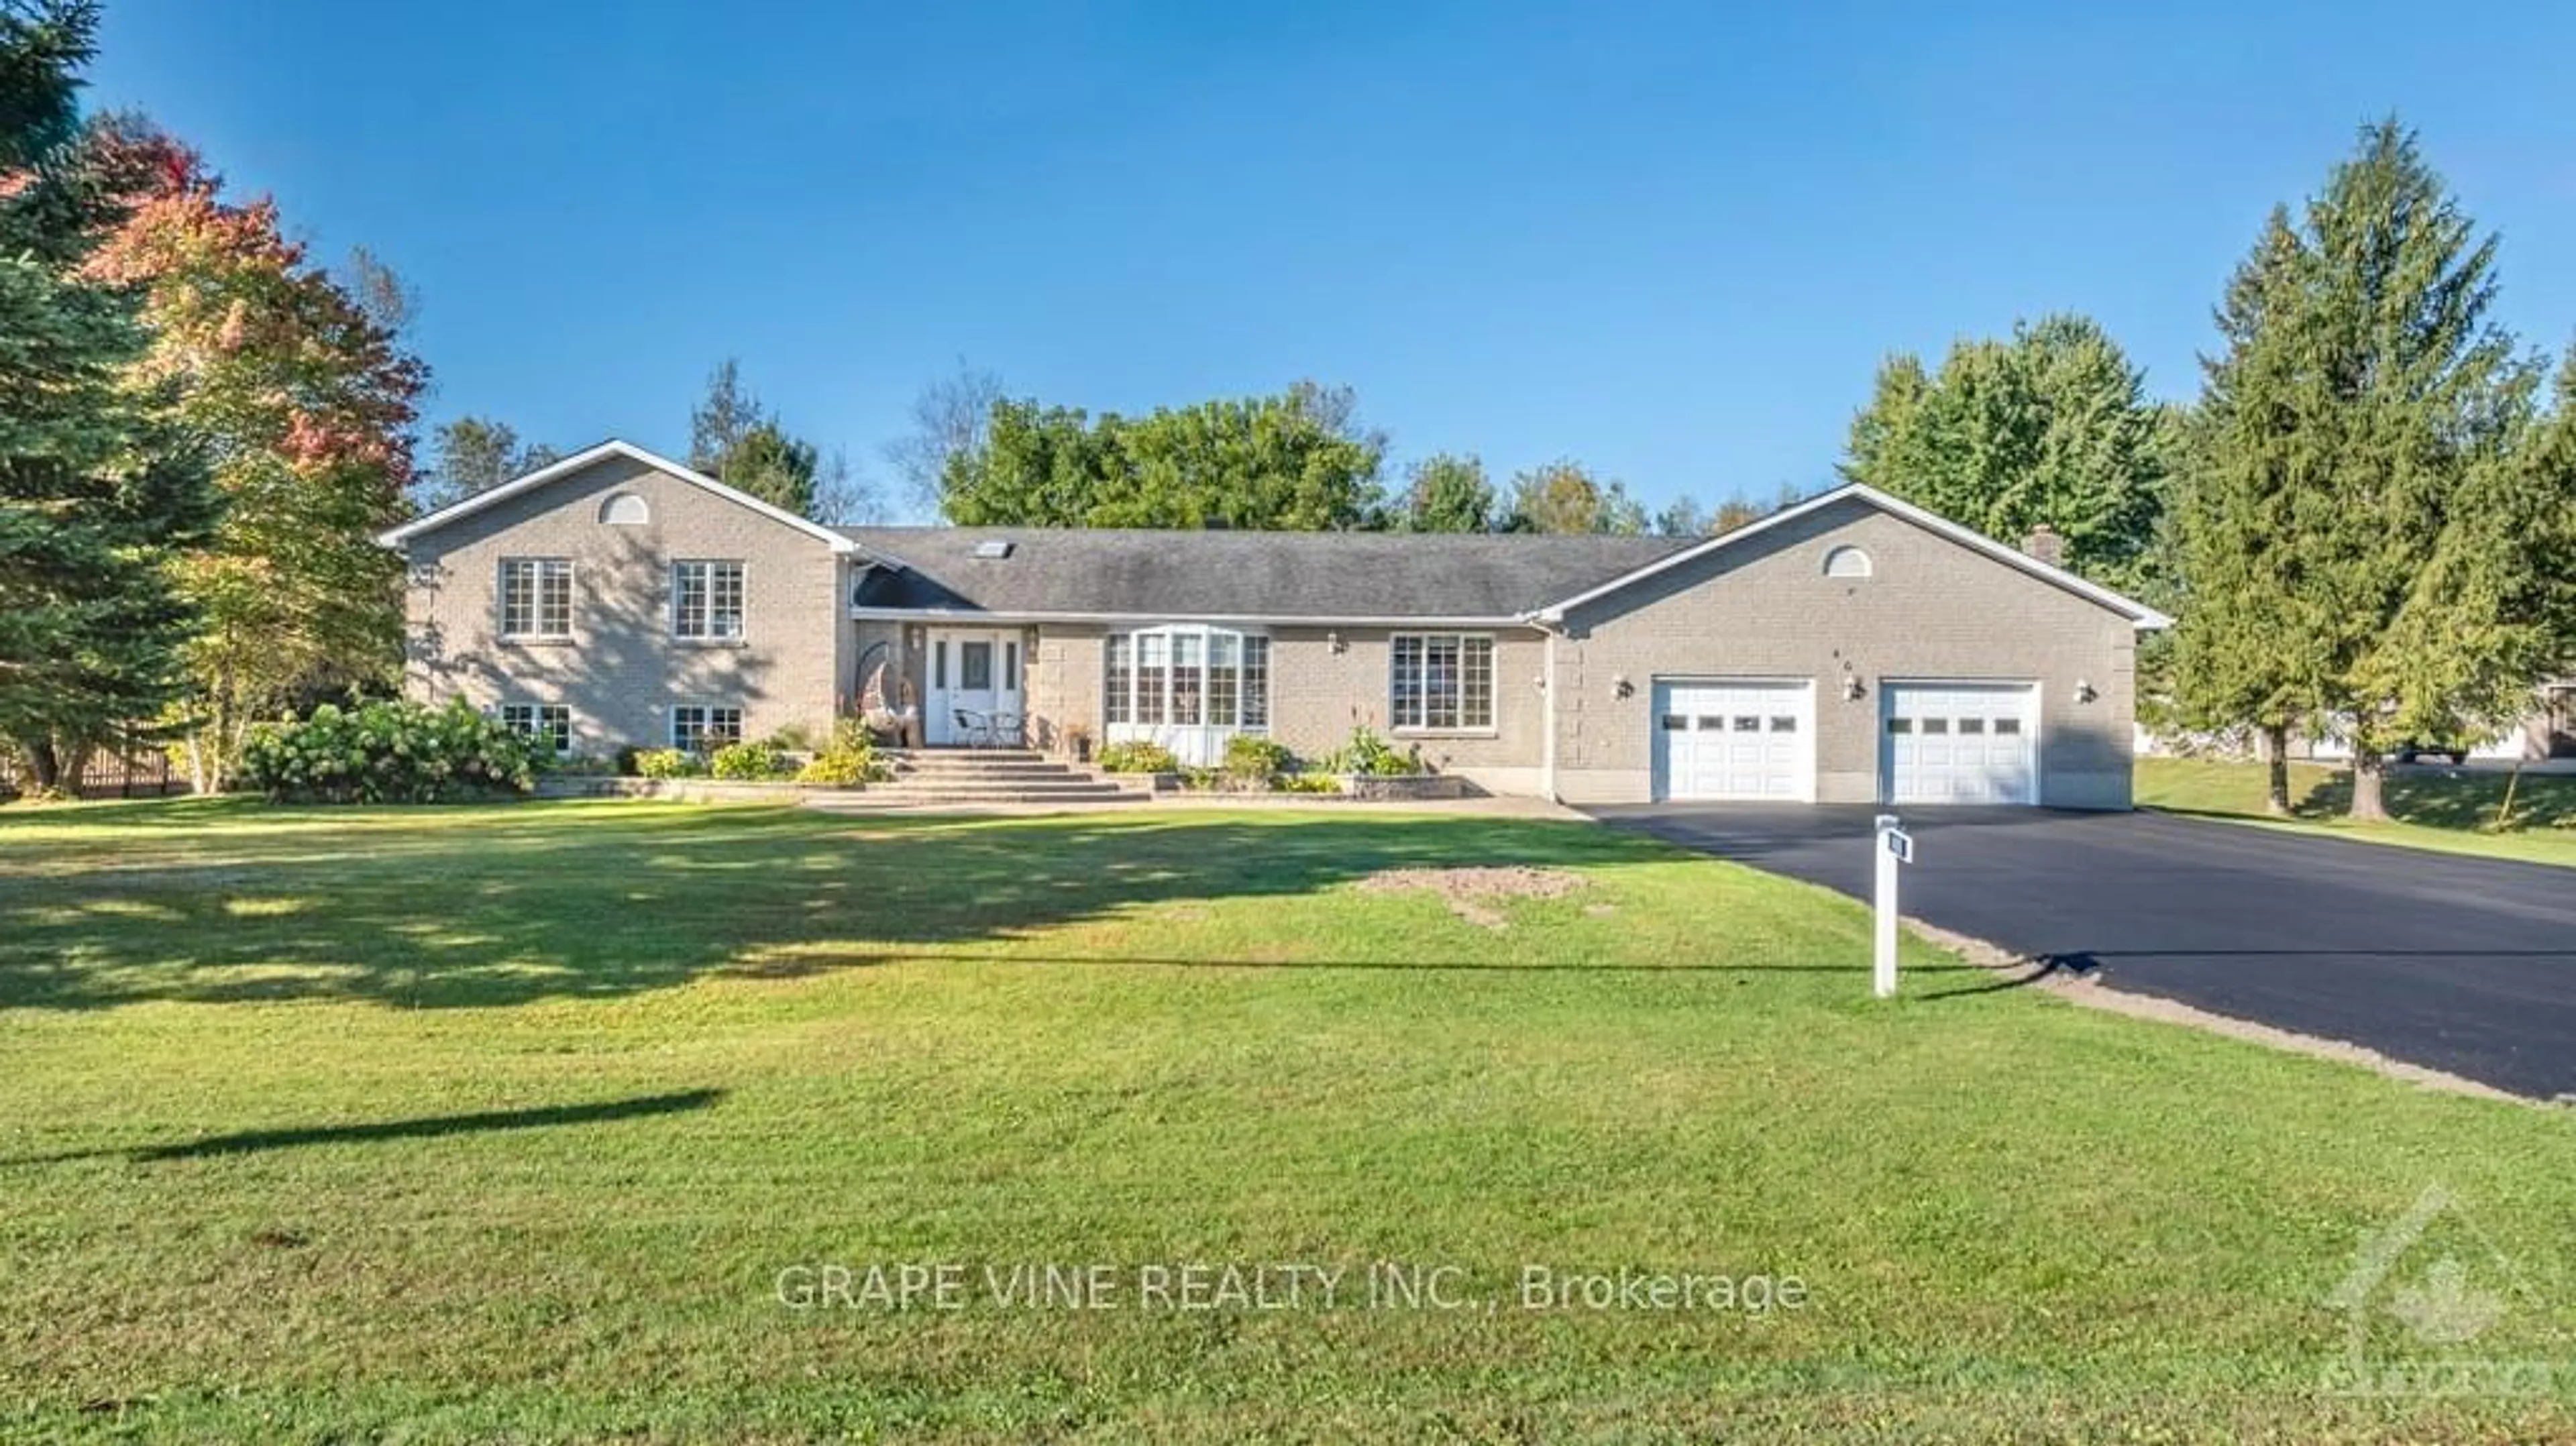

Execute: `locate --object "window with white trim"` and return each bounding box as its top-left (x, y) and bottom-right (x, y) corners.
top-left (498, 703), bottom-right (571, 755)
top-left (672, 560), bottom-right (745, 640)
top-left (1391, 633), bottom-right (1494, 731)
top-left (498, 557), bottom-right (572, 639)
top-left (1133, 631), bottom-right (1168, 725)
top-left (1101, 625), bottom-right (1269, 731)
top-left (670, 704), bottom-right (743, 754)
top-left (1104, 635), bottom-right (1133, 724)
top-left (1240, 636), bottom-right (1269, 730)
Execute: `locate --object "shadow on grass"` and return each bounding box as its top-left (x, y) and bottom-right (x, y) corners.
top-left (2284, 767), bottom-right (2576, 832)
top-left (2, 1088), bottom-right (724, 1167)
top-left (0, 805), bottom-right (1700, 1011)
top-left (1913, 954), bottom-right (2091, 1000)
top-left (784, 951), bottom-right (1988, 977)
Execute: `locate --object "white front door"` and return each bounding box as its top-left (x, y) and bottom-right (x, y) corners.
top-left (1652, 679), bottom-right (1815, 801)
top-left (925, 629), bottom-right (1026, 745)
top-left (1882, 682), bottom-right (2038, 804)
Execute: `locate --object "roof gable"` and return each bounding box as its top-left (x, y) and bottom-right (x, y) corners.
top-left (376, 439), bottom-right (859, 553)
top-left (1532, 483), bottom-right (2173, 628)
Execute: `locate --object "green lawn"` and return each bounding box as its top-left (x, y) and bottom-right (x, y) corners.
top-left (3, 799), bottom-right (2572, 1443)
top-left (2139, 755), bottom-right (2576, 869)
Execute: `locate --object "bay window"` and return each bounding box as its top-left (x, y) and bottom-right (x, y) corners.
top-left (1099, 625), bottom-right (1271, 765)
top-left (1134, 632), bottom-right (1168, 725)
top-left (1240, 636), bottom-right (1269, 729)
top-left (1104, 635), bottom-right (1133, 724)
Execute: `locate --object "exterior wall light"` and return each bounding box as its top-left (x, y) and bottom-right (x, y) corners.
top-left (1327, 630), bottom-right (1346, 654)
top-left (1841, 664), bottom-right (1865, 701)
top-left (1613, 674), bottom-right (1633, 700)
top-left (2075, 678), bottom-right (2098, 703)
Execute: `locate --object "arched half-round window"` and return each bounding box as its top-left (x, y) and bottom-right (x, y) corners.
top-left (599, 493), bottom-right (651, 526)
top-left (1822, 545), bottom-right (1873, 579)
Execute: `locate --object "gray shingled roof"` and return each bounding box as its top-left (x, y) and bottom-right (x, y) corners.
top-left (839, 526), bottom-right (1690, 620)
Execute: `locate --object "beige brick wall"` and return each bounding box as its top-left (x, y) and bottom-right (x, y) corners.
top-left (1005, 623), bottom-right (1543, 786)
top-left (398, 453), bottom-right (846, 755)
top-left (1552, 498), bottom-right (2138, 808)
top-left (851, 620), bottom-right (1103, 753)
top-left (1028, 624), bottom-right (1104, 753)
top-left (1264, 626), bottom-right (1544, 787)
top-left (994, 613), bottom-right (1535, 783)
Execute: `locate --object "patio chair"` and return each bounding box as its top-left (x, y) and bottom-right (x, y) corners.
top-left (951, 708), bottom-right (993, 748)
top-left (989, 712), bottom-right (1025, 749)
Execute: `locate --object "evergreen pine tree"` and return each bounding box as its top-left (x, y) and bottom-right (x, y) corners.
top-left (2174, 119), bottom-right (2566, 820)
top-left (2171, 208), bottom-right (2324, 813)
top-left (0, 1), bottom-right (218, 790)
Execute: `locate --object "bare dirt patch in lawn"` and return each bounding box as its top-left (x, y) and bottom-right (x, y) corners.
top-left (1357, 866), bottom-right (1589, 928)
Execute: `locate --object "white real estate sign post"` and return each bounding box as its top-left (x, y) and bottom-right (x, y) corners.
top-left (1874, 814), bottom-right (1911, 998)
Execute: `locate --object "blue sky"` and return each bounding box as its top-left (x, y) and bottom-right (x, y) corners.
top-left (89, 1), bottom-right (2576, 520)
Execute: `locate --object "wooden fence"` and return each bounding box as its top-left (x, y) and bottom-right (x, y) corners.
top-left (0, 747), bottom-right (190, 799)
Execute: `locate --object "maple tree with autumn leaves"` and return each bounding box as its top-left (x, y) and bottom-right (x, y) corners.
top-left (83, 120), bottom-right (428, 789)
top-left (0, 0), bottom-right (433, 797)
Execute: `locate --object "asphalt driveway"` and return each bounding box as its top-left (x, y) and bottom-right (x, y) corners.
top-left (1585, 803), bottom-right (2576, 1100)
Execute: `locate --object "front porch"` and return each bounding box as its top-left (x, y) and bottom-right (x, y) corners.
top-left (853, 618), bottom-right (1275, 768)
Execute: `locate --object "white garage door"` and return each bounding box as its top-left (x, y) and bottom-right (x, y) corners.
top-left (1882, 683), bottom-right (2038, 804)
top-left (1654, 679), bottom-right (1815, 801)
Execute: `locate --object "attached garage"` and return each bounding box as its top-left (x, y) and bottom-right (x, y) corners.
top-left (1653, 679), bottom-right (1815, 801)
top-left (1881, 683), bottom-right (2038, 805)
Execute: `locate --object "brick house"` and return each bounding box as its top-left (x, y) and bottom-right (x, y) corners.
top-left (380, 440), bottom-right (2171, 808)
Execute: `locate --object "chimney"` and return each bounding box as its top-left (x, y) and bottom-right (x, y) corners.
top-left (2022, 524), bottom-right (2064, 568)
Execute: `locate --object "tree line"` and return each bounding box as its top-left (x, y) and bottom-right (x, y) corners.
top-left (422, 357), bottom-right (872, 525)
top-left (435, 366), bottom-right (1739, 539)
top-left (4, 2), bottom-right (423, 793)
top-left (880, 366), bottom-right (1783, 537)
top-left (6, 0), bottom-right (2567, 812)
top-left (881, 120), bottom-right (2576, 823)
top-left (1837, 122), bottom-right (2576, 821)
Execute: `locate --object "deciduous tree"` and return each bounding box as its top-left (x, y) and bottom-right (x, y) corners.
top-left (885, 359), bottom-right (1002, 515)
top-left (1503, 459), bottom-right (1646, 535)
top-left (810, 446), bottom-right (880, 526)
top-left (1395, 453), bottom-right (1494, 533)
top-left (683, 357), bottom-right (848, 520)
top-left (89, 124), bottom-right (425, 791)
top-left (688, 357), bottom-right (759, 476)
top-left (938, 382), bottom-right (1385, 530)
top-left (1652, 496), bottom-right (1709, 538)
top-left (1840, 314), bottom-right (2171, 594)
top-left (417, 414), bottom-right (551, 511)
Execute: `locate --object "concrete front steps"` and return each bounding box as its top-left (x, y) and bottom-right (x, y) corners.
top-left (814, 748), bottom-right (1150, 809)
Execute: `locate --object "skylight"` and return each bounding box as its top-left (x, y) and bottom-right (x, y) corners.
top-left (972, 540), bottom-right (1014, 559)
